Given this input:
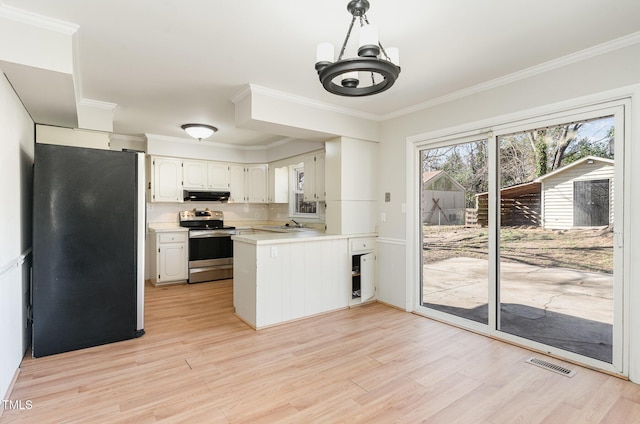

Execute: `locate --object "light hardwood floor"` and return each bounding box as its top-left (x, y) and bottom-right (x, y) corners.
top-left (3, 280), bottom-right (640, 423)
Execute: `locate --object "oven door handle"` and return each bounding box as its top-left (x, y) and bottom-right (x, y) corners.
top-left (189, 231), bottom-right (235, 238)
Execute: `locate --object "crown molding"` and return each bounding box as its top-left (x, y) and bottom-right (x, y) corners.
top-left (78, 98), bottom-right (117, 111)
top-left (232, 84), bottom-right (382, 122)
top-left (0, 4), bottom-right (78, 35)
top-left (109, 133), bottom-right (145, 142)
top-left (146, 133), bottom-right (234, 148)
top-left (233, 31), bottom-right (640, 126)
top-left (229, 85), bottom-right (252, 104)
top-left (242, 137), bottom-right (298, 151)
top-left (145, 133), bottom-right (298, 151)
top-left (384, 31), bottom-right (640, 120)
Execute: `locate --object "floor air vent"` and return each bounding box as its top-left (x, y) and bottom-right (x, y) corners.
top-left (525, 357), bottom-right (576, 377)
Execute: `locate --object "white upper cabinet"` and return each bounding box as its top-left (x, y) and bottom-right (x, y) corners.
top-left (247, 164), bottom-right (268, 203)
top-left (268, 165), bottom-right (289, 203)
top-left (229, 164), bottom-right (246, 203)
top-left (184, 160), bottom-right (230, 191)
top-left (182, 160), bottom-right (207, 189)
top-left (303, 151), bottom-right (325, 202)
top-left (150, 156), bottom-right (183, 202)
top-left (36, 124), bottom-right (110, 150)
top-left (146, 153), bottom-right (285, 204)
top-left (315, 152), bottom-right (325, 202)
top-left (228, 164), bottom-right (268, 203)
top-left (207, 162), bottom-right (230, 190)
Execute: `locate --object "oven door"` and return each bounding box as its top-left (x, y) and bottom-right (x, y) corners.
top-left (188, 230), bottom-right (234, 283)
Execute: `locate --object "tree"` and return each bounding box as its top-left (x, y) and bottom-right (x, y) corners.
top-left (499, 119), bottom-right (613, 185)
top-left (526, 130), bottom-right (547, 177)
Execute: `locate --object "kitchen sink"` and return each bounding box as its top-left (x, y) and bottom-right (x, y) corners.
top-left (257, 225), bottom-right (321, 233)
top-left (260, 225), bottom-right (303, 232)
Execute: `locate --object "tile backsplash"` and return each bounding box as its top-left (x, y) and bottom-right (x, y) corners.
top-left (146, 202), bottom-right (324, 226)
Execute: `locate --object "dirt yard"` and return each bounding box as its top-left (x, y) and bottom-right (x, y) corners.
top-left (423, 225), bottom-right (613, 274)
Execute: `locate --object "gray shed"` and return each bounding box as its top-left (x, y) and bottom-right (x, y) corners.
top-left (537, 156), bottom-right (614, 230)
top-left (422, 170), bottom-right (466, 225)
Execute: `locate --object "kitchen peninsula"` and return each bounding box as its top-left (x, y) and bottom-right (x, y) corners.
top-left (232, 230), bottom-right (376, 329)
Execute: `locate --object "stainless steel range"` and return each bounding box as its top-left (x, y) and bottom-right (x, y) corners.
top-left (179, 210), bottom-right (235, 283)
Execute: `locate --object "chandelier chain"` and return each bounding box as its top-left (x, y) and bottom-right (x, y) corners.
top-left (338, 15), bottom-right (357, 61)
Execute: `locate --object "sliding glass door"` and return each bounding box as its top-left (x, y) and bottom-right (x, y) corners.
top-left (497, 115), bottom-right (617, 363)
top-left (420, 139), bottom-right (489, 325)
top-left (417, 103), bottom-right (626, 372)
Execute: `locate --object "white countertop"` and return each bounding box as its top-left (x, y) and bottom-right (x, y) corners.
top-left (232, 230), bottom-right (377, 245)
top-left (147, 222), bottom-right (377, 242)
top-left (148, 223), bottom-right (188, 232)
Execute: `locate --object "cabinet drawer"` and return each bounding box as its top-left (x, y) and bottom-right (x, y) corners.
top-left (159, 232), bottom-right (187, 243)
top-left (350, 238), bottom-right (376, 252)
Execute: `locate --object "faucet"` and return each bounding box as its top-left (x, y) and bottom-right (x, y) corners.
top-left (287, 219), bottom-right (302, 228)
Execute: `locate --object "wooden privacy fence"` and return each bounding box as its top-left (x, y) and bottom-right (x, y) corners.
top-left (474, 192), bottom-right (541, 227)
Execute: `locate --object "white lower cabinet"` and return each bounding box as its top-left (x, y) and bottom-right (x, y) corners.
top-left (349, 237), bottom-right (376, 305)
top-left (234, 238), bottom-right (349, 328)
top-left (149, 229), bottom-right (188, 285)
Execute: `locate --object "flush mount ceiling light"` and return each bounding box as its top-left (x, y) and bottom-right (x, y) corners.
top-left (315, 0), bottom-right (400, 97)
top-left (181, 124), bottom-right (218, 141)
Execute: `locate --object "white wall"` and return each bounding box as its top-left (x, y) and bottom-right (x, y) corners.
top-left (377, 42), bottom-right (640, 380)
top-left (0, 72), bottom-right (34, 399)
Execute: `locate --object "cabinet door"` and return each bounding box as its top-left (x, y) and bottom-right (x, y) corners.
top-left (183, 160), bottom-right (207, 189)
top-left (303, 153), bottom-right (325, 201)
top-left (207, 162), bottom-right (230, 190)
top-left (360, 252), bottom-right (375, 302)
top-left (158, 243), bottom-right (187, 282)
top-left (247, 164), bottom-right (268, 203)
top-left (303, 154), bottom-right (316, 201)
top-left (315, 152), bottom-right (325, 201)
top-left (152, 157), bottom-right (183, 202)
top-left (269, 166), bottom-right (289, 203)
top-left (229, 164), bottom-right (246, 203)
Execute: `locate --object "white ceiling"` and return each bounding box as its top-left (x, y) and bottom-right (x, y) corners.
top-left (3, 0), bottom-right (640, 146)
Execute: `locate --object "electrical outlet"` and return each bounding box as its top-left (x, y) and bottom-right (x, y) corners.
top-left (385, 192), bottom-right (391, 202)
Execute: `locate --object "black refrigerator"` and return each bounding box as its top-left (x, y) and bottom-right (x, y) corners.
top-left (32, 143), bottom-right (145, 357)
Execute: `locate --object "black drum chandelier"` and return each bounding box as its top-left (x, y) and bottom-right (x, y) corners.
top-left (314, 0), bottom-right (400, 97)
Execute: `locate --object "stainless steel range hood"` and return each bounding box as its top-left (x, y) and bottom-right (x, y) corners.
top-left (183, 190), bottom-right (230, 202)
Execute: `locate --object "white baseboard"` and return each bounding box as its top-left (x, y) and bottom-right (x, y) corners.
top-left (1, 367), bottom-right (21, 418)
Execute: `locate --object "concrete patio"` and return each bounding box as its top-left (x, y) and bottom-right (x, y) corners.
top-left (423, 257), bottom-right (613, 362)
